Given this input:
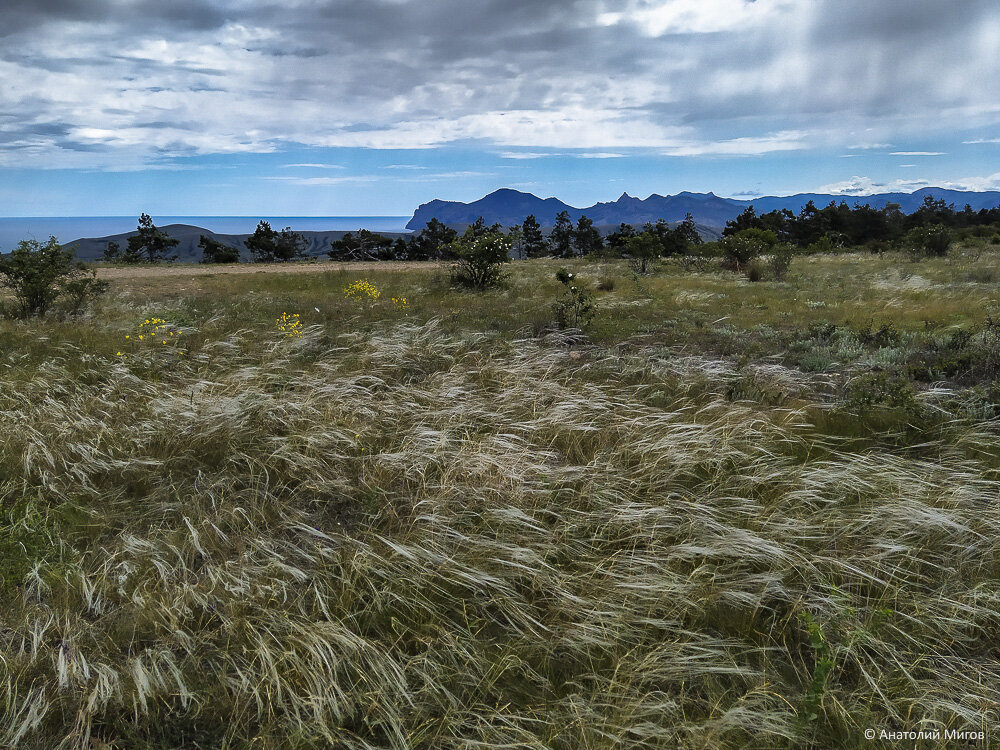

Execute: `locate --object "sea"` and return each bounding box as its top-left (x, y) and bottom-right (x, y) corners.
top-left (0, 216), bottom-right (412, 250)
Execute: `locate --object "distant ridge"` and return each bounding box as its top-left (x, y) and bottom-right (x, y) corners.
top-left (406, 187), bottom-right (1000, 231)
top-left (65, 225), bottom-right (411, 263)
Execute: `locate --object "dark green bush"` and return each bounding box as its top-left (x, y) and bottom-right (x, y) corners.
top-left (903, 226), bottom-right (952, 258)
top-left (0, 237), bottom-right (107, 318)
top-left (449, 228), bottom-right (510, 289)
top-left (720, 228), bottom-right (778, 270)
top-left (199, 235), bottom-right (240, 264)
top-left (844, 371), bottom-right (920, 415)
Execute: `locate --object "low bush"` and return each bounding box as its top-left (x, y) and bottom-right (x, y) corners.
top-left (0, 236), bottom-right (107, 318)
top-left (552, 267), bottom-right (595, 329)
top-left (843, 370), bottom-right (921, 416)
top-left (903, 225), bottom-right (952, 258)
top-left (449, 228), bottom-right (510, 289)
top-left (744, 259), bottom-right (766, 282)
top-left (721, 228), bottom-right (778, 270)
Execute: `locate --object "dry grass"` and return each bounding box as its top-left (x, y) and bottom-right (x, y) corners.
top-left (2, 255), bottom-right (1000, 747)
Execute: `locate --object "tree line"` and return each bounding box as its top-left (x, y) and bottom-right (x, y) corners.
top-left (102, 196), bottom-right (1000, 267)
top-left (722, 194), bottom-right (1000, 253)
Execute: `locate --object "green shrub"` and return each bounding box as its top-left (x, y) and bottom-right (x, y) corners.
top-left (744, 259), bottom-right (766, 282)
top-left (449, 228), bottom-right (510, 289)
top-left (720, 228), bottom-right (778, 270)
top-left (623, 233), bottom-right (661, 275)
top-left (844, 371), bottom-right (920, 415)
top-left (768, 244), bottom-right (794, 280)
top-left (853, 320), bottom-right (900, 348)
top-left (903, 225), bottom-right (952, 258)
top-left (552, 267), bottom-right (595, 329)
top-left (806, 235), bottom-right (836, 254)
top-left (0, 236), bottom-right (107, 318)
top-left (596, 275), bottom-right (616, 292)
top-left (199, 235), bottom-right (240, 264)
top-left (59, 270), bottom-right (110, 317)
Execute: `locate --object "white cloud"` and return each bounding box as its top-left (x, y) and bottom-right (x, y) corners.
top-left (598, 0), bottom-right (795, 36)
top-left (498, 152), bottom-right (552, 160)
top-left (889, 151), bottom-right (945, 156)
top-left (281, 163), bottom-right (345, 169)
top-left (963, 138), bottom-right (1000, 144)
top-left (262, 175), bottom-right (381, 186)
top-left (818, 173), bottom-right (1000, 194)
top-left (662, 130), bottom-right (808, 157)
top-left (847, 143), bottom-right (892, 150)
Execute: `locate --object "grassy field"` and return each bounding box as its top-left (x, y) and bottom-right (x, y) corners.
top-left (2, 250), bottom-right (1000, 748)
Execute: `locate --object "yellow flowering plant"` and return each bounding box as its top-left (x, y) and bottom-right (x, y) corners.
top-left (117, 317), bottom-right (177, 356)
top-left (276, 312), bottom-right (303, 338)
top-left (344, 279), bottom-right (381, 301)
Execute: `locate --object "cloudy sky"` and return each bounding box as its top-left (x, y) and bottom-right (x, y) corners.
top-left (2, 0), bottom-right (999, 216)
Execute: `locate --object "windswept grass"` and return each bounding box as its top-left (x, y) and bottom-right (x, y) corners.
top-left (2, 253), bottom-right (1000, 747)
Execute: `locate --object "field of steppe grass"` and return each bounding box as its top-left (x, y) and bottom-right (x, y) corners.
top-left (2, 249), bottom-right (1000, 748)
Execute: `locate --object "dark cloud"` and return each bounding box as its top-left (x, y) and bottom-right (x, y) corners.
top-left (0, 0), bottom-right (998, 163)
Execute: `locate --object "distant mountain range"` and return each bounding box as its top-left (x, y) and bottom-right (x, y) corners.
top-left (406, 187), bottom-right (1000, 231)
top-left (65, 225), bottom-right (410, 263)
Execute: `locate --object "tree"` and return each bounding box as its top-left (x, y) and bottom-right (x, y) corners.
top-left (522, 214), bottom-right (547, 258)
top-left (723, 206), bottom-right (762, 236)
top-left (623, 232), bottom-right (661, 274)
top-left (0, 236), bottom-right (107, 318)
top-left (573, 215), bottom-right (603, 256)
top-left (328, 229), bottom-right (394, 261)
top-left (126, 213), bottom-right (179, 263)
top-left (392, 237), bottom-right (410, 260)
top-left (199, 235), bottom-right (240, 264)
top-left (549, 211), bottom-right (574, 258)
top-left (506, 225), bottom-right (525, 260)
top-left (673, 213), bottom-right (703, 252)
top-left (245, 221), bottom-right (307, 262)
top-left (720, 228), bottom-right (778, 270)
top-left (606, 222), bottom-right (636, 255)
top-left (449, 227), bottom-right (511, 289)
top-left (411, 218), bottom-right (458, 260)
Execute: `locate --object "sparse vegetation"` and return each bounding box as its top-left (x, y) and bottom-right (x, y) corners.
top-left (1, 248), bottom-right (1000, 747)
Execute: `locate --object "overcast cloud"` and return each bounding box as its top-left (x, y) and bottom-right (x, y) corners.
top-left (1, 0), bottom-right (998, 169)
